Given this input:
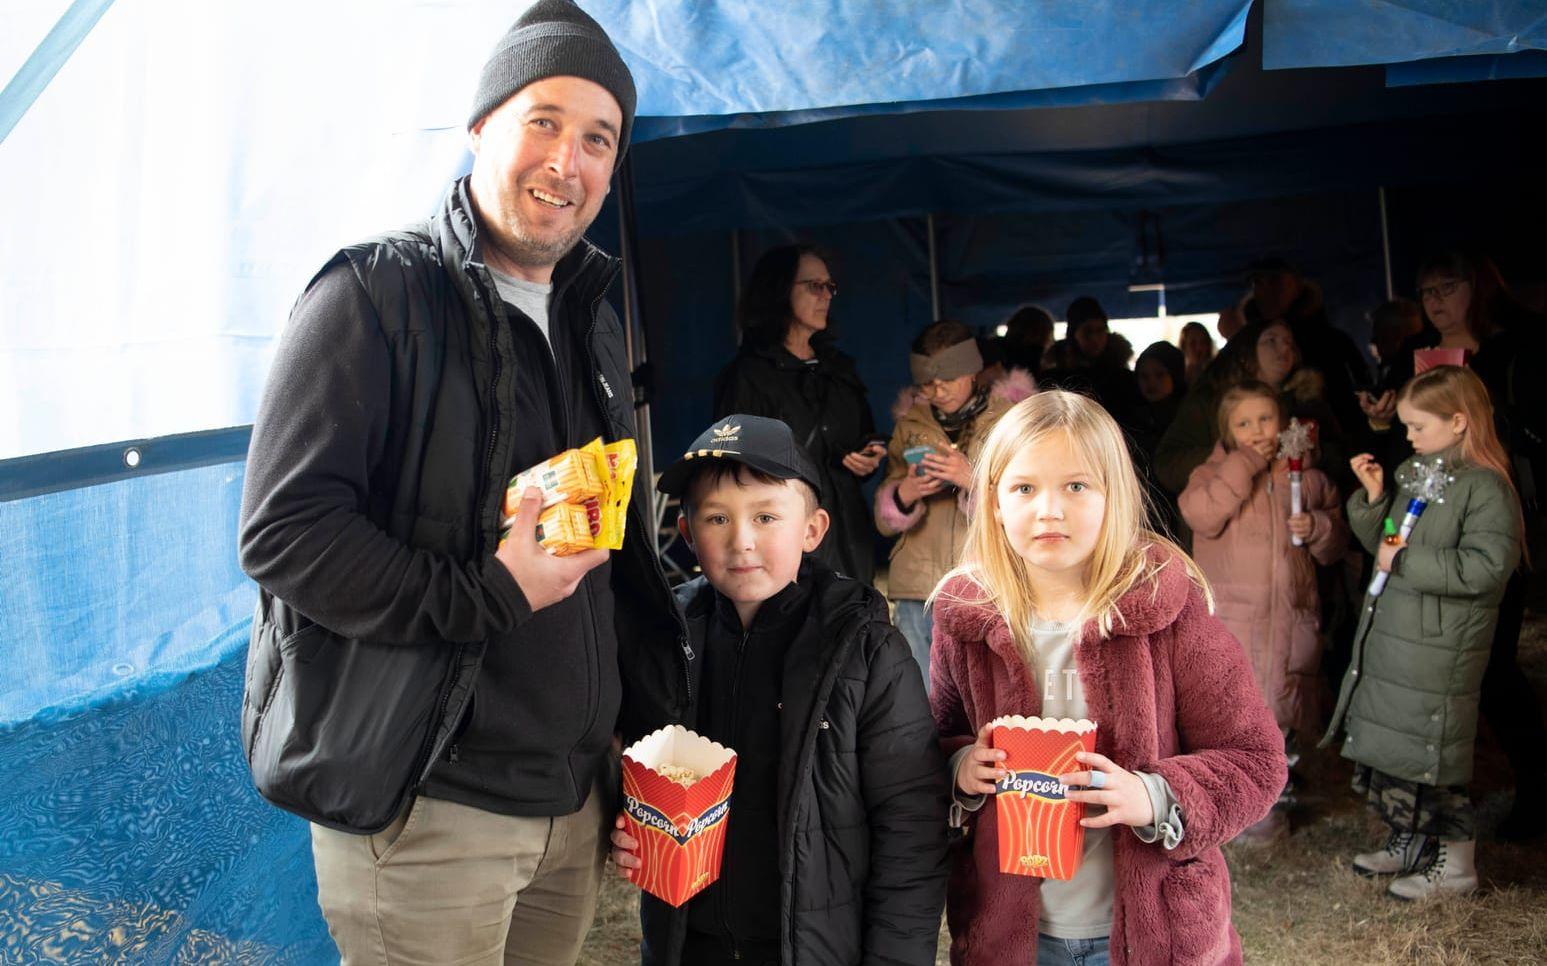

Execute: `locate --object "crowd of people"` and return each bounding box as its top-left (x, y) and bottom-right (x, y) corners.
top-left (234, 3), bottom-right (1544, 964)
top-left (706, 237), bottom-right (1547, 915)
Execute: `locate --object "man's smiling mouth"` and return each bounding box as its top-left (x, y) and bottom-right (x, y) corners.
top-left (530, 187), bottom-right (572, 209)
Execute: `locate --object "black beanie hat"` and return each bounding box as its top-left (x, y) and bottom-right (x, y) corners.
top-left (467, 0), bottom-right (637, 159)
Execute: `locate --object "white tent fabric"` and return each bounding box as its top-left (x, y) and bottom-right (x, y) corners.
top-left (1, 0), bottom-right (1255, 460)
top-left (0, 0), bottom-right (527, 459)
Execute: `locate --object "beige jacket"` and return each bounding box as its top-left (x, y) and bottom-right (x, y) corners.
top-left (874, 373), bottom-right (1032, 600)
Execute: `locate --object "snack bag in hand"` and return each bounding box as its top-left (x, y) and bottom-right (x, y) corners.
top-left (503, 438), bottom-right (607, 517)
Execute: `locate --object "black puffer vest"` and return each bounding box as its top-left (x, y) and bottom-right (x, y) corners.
top-left (239, 178), bottom-right (689, 832)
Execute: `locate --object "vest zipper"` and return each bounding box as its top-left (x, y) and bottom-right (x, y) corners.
top-left (479, 284), bottom-right (503, 549)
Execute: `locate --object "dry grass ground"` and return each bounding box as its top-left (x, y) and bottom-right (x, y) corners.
top-left (581, 617), bottom-right (1547, 965)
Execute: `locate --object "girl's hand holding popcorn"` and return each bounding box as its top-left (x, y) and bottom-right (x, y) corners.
top-left (1058, 751), bottom-right (1155, 829)
top-left (955, 721), bottom-right (1007, 796)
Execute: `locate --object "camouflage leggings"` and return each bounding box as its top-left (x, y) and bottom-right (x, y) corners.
top-left (1352, 765), bottom-right (1474, 839)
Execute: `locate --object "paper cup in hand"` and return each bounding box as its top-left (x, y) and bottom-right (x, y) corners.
top-left (621, 725), bottom-right (737, 907)
top-left (991, 716), bottom-right (1098, 880)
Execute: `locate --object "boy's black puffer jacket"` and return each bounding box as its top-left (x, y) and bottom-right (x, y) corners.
top-left (640, 565), bottom-right (949, 966)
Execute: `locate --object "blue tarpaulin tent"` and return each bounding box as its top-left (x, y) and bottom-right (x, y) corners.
top-left (3, 1), bottom-right (1545, 959)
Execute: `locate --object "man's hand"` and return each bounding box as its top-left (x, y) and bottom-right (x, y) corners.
top-left (494, 487), bottom-right (610, 612)
top-left (1358, 389), bottom-right (1397, 427)
top-left (922, 445), bottom-right (973, 490)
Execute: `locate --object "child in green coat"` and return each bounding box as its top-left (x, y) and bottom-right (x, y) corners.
top-left (1327, 366), bottom-right (1523, 900)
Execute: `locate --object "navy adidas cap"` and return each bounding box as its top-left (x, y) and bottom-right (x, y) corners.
top-left (656, 414), bottom-right (823, 498)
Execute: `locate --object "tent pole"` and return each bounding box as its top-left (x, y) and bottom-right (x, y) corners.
top-left (616, 157), bottom-right (655, 526)
top-left (1378, 186), bottom-right (1394, 300)
top-left (731, 229), bottom-right (743, 341)
top-left (927, 213), bottom-right (941, 320)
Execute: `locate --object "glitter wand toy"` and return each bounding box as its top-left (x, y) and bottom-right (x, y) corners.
top-left (1276, 418), bottom-right (1315, 547)
top-left (1368, 457), bottom-right (1456, 598)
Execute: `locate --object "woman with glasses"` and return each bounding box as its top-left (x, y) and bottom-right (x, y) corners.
top-left (1354, 250), bottom-right (1547, 841)
top-left (713, 244), bottom-right (884, 585)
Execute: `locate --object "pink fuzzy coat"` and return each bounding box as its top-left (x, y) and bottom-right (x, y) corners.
top-left (1178, 444), bottom-right (1348, 733)
top-left (930, 547), bottom-right (1286, 966)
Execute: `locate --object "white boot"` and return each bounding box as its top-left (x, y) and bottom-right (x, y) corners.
top-left (1352, 829), bottom-right (1429, 877)
top-left (1388, 839), bottom-right (1478, 900)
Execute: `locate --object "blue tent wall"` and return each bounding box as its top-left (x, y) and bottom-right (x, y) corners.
top-left (633, 187), bottom-right (1398, 461)
top-left (0, 451), bottom-right (331, 960)
top-left (5, 1), bottom-right (1547, 960)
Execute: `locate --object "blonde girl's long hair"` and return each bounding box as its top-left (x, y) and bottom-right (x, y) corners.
top-left (1398, 365), bottom-right (1528, 566)
top-left (929, 390), bottom-right (1212, 650)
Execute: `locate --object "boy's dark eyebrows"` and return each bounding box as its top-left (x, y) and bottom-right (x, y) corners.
top-left (696, 494), bottom-right (787, 509)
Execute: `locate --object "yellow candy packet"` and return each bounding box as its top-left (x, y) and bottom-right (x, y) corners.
top-left (596, 439), bottom-right (638, 551)
top-left (499, 501), bottom-right (594, 556)
top-left (497, 437), bottom-right (636, 554)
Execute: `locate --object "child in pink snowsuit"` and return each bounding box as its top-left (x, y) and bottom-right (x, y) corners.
top-left (1179, 380), bottom-right (1348, 841)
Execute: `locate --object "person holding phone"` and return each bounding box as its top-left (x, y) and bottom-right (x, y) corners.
top-left (873, 320), bottom-right (1034, 683)
top-left (1353, 251), bottom-right (1547, 840)
top-left (714, 244), bottom-right (885, 584)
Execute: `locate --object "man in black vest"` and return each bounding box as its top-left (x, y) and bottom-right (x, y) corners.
top-left (237, 2), bottom-right (687, 961)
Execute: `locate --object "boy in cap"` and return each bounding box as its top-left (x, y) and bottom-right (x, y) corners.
top-left (610, 415), bottom-right (948, 966)
top-left (239, 1), bottom-right (686, 962)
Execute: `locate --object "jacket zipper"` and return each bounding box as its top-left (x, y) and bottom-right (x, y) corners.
top-left (718, 628), bottom-right (753, 955)
top-left (580, 286), bottom-right (694, 711)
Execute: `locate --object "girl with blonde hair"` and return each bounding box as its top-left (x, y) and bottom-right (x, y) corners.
top-left (1179, 381), bottom-right (1349, 843)
top-left (1327, 365), bottom-right (1522, 900)
top-left (928, 390), bottom-right (1285, 965)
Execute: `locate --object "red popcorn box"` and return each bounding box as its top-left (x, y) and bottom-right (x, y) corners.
top-left (991, 715), bottom-right (1098, 880)
top-left (621, 725), bottom-right (738, 907)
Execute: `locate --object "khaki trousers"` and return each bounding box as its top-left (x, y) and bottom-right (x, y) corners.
top-left (310, 781), bottom-right (610, 966)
